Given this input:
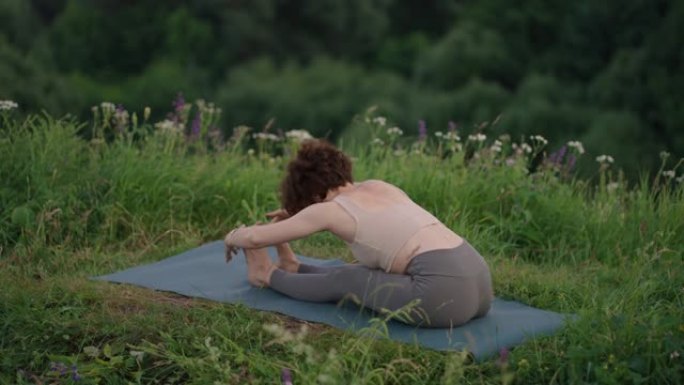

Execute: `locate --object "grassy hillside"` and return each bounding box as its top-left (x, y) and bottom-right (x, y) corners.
top-left (1, 106), bottom-right (682, 384)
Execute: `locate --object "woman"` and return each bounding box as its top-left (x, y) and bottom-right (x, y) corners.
top-left (224, 140), bottom-right (493, 327)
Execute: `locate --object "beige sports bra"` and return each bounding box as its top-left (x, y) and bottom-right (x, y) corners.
top-left (333, 194), bottom-right (440, 272)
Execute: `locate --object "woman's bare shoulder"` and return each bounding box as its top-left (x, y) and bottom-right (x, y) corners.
top-left (357, 179), bottom-right (408, 197)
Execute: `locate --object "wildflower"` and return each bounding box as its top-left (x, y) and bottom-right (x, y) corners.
top-left (548, 145), bottom-right (567, 165)
top-left (0, 100), bottom-right (18, 110)
top-left (173, 93), bottom-right (185, 113)
top-left (435, 131), bottom-right (443, 138)
top-left (671, 351), bottom-right (680, 359)
top-left (190, 113), bottom-right (201, 138)
top-left (530, 135), bottom-right (548, 146)
top-left (281, 368), bottom-right (293, 385)
top-left (596, 155), bottom-right (615, 164)
top-left (253, 132), bottom-right (280, 141)
top-left (607, 182), bottom-right (619, 192)
top-left (518, 358), bottom-right (530, 368)
top-left (497, 347), bottom-right (509, 367)
top-left (448, 121), bottom-right (458, 132)
top-left (100, 102), bottom-right (115, 113)
top-left (468, 133), bottom-right (486, 142)
top-left (418, 120), bottom-right (427, 141)
top-left (567, 141), bottom-right (585, 155)
top-left (387, 126), bottom-right (403, 136)
top-left (662, 170), bottom-right (676, 179)
top-left (444, 131), bottom-right (460, 141)
top-left (677, 175), bottom-right (684, 184)
top-left (372, 116), bottom-right (387, 126)
top-left (247, 149), bottom-right (255, 156)
top-left (155, 119), bottom-right (183, 134)
top-left (660, 151), bottom-right (670, 160)
top-left (114, 105), bottom-right (129, 133)
top-left (566, 154), bottom-right (577, 171)
top-left (521, 143), bottom-right (532, 154)
top-left (372, 138), bottom-right (384, 146)
top-left (285, 129), bottom-right (313, 142)
top-left (143, 106), bottom-right (151, 121)
top-left (491, 140), bottom-right (503, 153)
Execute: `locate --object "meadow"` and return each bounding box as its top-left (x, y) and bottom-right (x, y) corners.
top-left (1, 101), bottom-right (683, 384)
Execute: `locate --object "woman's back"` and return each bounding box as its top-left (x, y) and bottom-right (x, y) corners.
top-left (329, 180), bottom-right (464, 273)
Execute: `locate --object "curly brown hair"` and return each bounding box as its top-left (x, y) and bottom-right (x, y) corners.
top-left (280, 139), bottom-right (353, 215)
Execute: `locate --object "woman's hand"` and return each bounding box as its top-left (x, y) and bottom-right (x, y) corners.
top-left (265, 208), bottom-right (290, 223)
top-left (224, 225), bottom-right (244, 262)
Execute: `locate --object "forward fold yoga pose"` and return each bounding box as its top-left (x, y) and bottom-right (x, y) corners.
top-left (224, 140), bottom-right (493, 327)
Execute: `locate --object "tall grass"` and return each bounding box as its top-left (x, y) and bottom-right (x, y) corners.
top-left (0, 109), bottom-right (682, 384)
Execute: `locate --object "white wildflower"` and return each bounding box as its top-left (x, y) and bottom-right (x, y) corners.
top-left (671, 351), bottom-right (680, 359)
top-left (567, 140), bottom-right (585, 155)
top-left (596, 155), bottom-right (614, 164)
top-left (607, 182), bottom-right (619, 192)
top-left (521, 143), bottom-right (533, 154)
top-left (444, 131), bottom-right (461, 141)
top-left (393, 149), bottom-right (405, 157)
top-left (530, 135), bottom-right (548, 145)
top-left (253, 132), bottom-right (280, 141)
top-left (468, 133), bottom-right (487, 142)
top-left (677, 175), bottom-right (684, 184)
top-left (491, 140), bottom-right (503, 153)
top-left (659, 151), bottom-right (670, 160)
top-left (154, 119), bottom-right (183, 134)
top-left (0, 100), bottom-right (19, 110)
top-left (662, 170), bottom-right (676, 178)
top-left (373, 116), bottom-right (387, 127)
top-left (372, 138), bottom-right (384, 146)
top-left (100, 102), bottom-right (115, 113)
top-left (247, 149), bottom-right (255, 156)
top-left (285, 129), bottom-right (313, 142)
top-left (435, 131), bottom-right (443, 138)
top-left (387, 126), bottom-right (403, 136)
top-left (450, 143), bottom-right (463, 152)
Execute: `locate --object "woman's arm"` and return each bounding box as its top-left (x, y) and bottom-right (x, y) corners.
top-left (225, 202), bottom-right (333, 249)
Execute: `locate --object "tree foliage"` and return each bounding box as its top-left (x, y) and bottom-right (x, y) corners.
top-left (1, 0), bottom-right (682, 176)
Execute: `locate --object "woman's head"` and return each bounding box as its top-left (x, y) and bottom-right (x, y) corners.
top-left (280, 139), bottom-right (353, 215)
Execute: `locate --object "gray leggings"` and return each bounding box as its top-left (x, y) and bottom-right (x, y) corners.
top-left (270, 242), bottom-right (493, 328)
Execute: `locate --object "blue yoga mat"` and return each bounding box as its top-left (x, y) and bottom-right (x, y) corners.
top-left (94, 241), bottom-right (571, 360)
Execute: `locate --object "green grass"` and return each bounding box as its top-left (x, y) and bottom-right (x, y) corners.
top-left (1, 111), bottom-right (682, 384)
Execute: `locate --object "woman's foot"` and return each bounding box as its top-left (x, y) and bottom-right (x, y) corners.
top-left (273, 243), bottom-right (300, 273)
top-left (245, 248), bottom-right (276, 287)
top-left (277, 257), bottom-right (300, 273)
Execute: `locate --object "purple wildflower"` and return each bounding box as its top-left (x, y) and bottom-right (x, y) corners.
top-left (418, 120), bottom-right (427, 141)
top-left (171, 93), bottom-right (186, 124)
top-left (566, 154), bottom-right (577, 171)
top-left (191, 113), bottom-right (201, 139)
top-left (497, 347), bottom-right (509, 367)
top-left (548, 145), bottom-right (567, 166)
top-left (281, 368), bottom-right (293, 385)
top-left (448, 121), bottom-right (458, 133)
top-left (173, 93), bottom-right (185, 113)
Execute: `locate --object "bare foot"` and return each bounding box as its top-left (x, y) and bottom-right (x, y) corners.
top-left (274, 243), bottom-right (300, 273)
top-left (245, 248), bottom-right (276, 287)
top-left (277, 258), bottom-right (300, 273)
